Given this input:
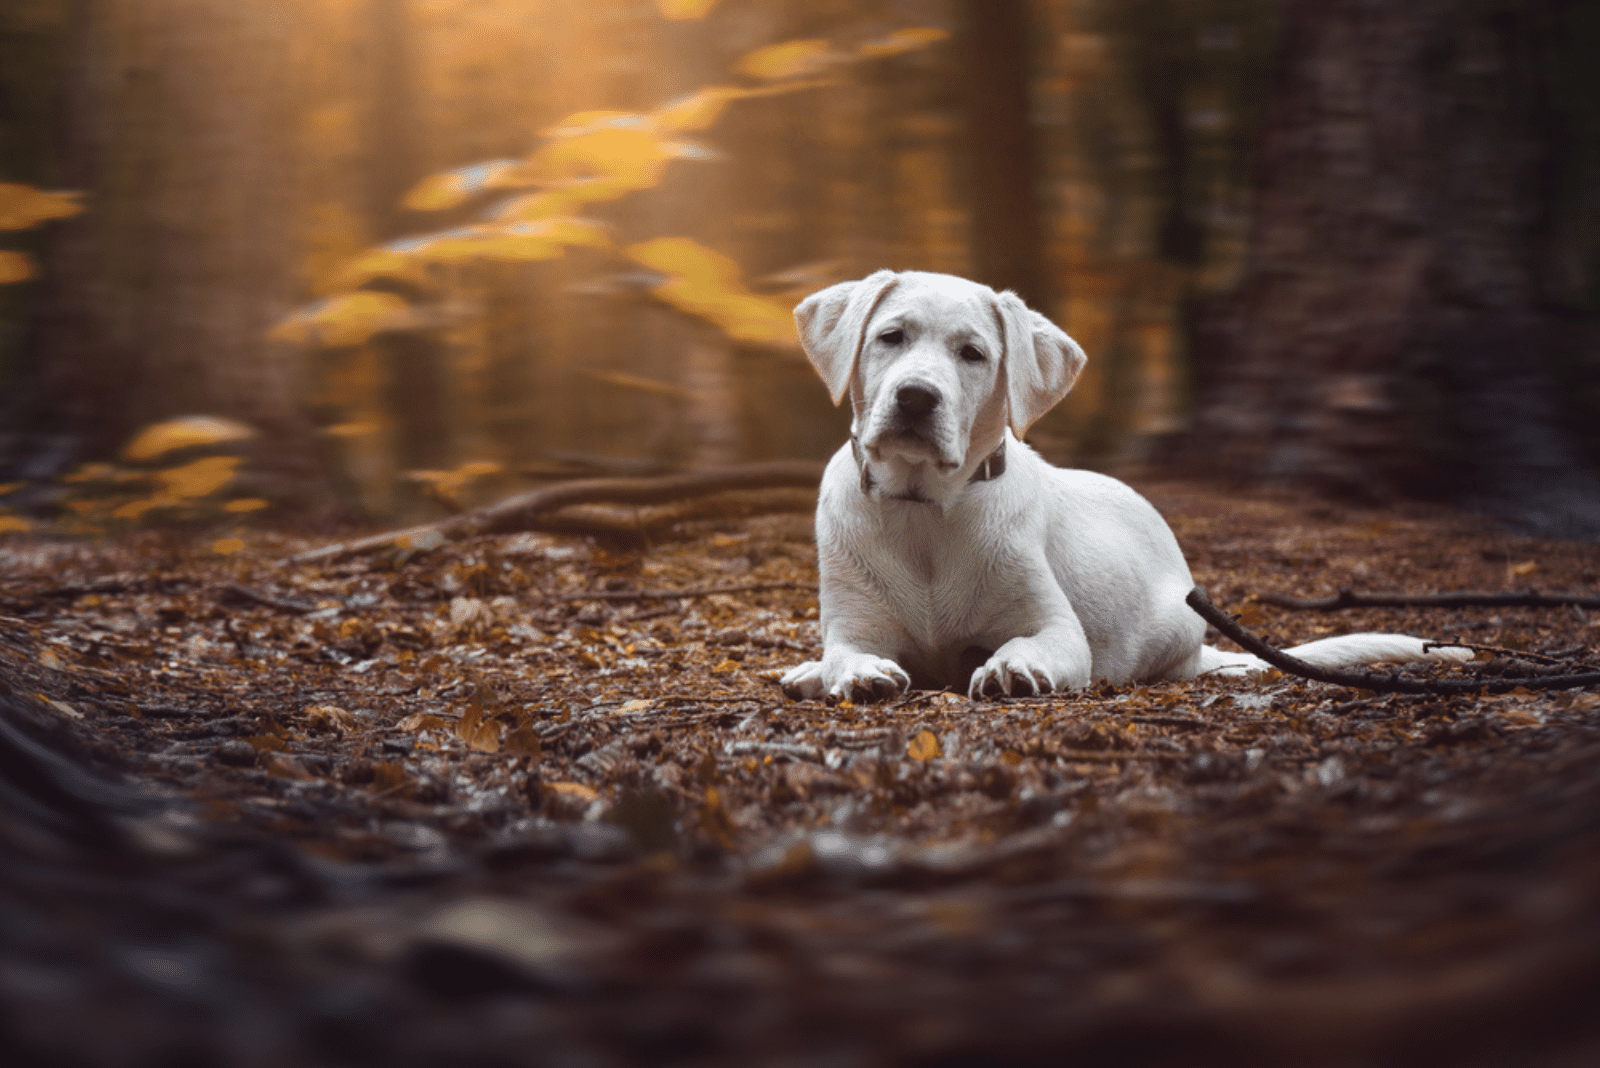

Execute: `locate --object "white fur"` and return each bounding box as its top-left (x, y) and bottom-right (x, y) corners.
top-left (780, 270), bottom-right (1470, 702)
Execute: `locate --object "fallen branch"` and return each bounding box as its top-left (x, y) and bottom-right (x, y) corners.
top-left (1186, 587), bottom-right (1600, 695)
top-left (523, 490), bottom-right (816, 543)
top-left (286, 461), bottom-right (826, 565)
top-left (1259, 587), bottom-right (1600, 611)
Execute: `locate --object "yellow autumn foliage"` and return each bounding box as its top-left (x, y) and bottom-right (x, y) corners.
top-left (652, 85), bottom-right (748, 133)
top-left (111, 497), bottom-right (170, 521)
top-left (736, 38), bottom-right (833, 81)
top-left (624, 237), bottom-right (795, 345)
top-left (858, 26), bottom-right (951, 59)
top-left (122, 415), bottom-right (258, 462)
top-left (544, 110), bottom-right (643, 138)
top-left (0, 250), bottom-right (35, 285)
top-left (401, 159), bottom-right (537, 212)
top-left (269, 291), bottom-right (413, 348)
top-left (533, 126), bottom-right (682, 195)
top-left (404, 460), bottom-right (504, 504)
top-left (154, 456), bottom-right (241, 499)
top-left (0, 183), bottom-right (83, 231)
top-left (656, 0), bottom-right (719, 19)
top-left (487, 194), bottom-right (590, 223)
top-left (330, 248), bottom-right (432, 293)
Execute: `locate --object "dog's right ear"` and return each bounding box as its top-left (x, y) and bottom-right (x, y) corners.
top-left (794, 270), bottom-right (899, 405)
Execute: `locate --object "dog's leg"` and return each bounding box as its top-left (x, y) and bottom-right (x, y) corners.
top-left (781, 563), bottom-right (913, 703)
top-left (967, 571), bottom-right (1094, 698)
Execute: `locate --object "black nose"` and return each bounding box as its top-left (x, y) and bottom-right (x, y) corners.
top-left (895, 384), bottom-right (940, 419)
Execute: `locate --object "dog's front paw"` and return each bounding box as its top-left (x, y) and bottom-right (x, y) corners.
top-left (782, 655), bottom-right (910, 703)
top-left (968, 642), bottom-right (1087, 699)
top-left (781, 661), bottom-right (828, 700)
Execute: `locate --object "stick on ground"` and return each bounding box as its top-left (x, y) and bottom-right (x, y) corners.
top-left (1186, 587), bottom-right (1600, 695)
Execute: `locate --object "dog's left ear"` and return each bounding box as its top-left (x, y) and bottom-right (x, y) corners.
top-left (794, 270), bottom-right (900, 405)
top-left (995, 291), bottom-right (1087, 437)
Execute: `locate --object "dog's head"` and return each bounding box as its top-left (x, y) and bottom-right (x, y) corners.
top-left (795, 270), bottom-right (1086, 505)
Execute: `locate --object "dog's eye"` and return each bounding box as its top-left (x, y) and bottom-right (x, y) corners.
top-left (958, 344), bottom-right (985, 364)
top-left (878, 329), bottom-right (905, 346)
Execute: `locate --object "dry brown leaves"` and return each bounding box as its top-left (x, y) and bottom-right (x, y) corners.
top-left (3, 484), bottom-right (1600, 1063)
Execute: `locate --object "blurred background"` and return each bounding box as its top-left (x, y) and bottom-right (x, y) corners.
top-left (1, 0), bottom-right (1597, 534)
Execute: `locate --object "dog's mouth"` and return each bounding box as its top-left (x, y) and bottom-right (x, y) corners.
top-left (865, 428), bottom-right (961, 472)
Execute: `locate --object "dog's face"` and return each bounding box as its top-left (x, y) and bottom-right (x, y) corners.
top-left (795, 270), bottom-right (1086, 505)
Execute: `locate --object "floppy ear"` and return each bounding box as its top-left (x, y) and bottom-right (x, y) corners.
top-left (793, 270), bottom-right (899, 405)
top-left (995, 291), bottom-right (1087, 437)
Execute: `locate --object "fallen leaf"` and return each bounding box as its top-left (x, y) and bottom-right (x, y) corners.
top-left (545, 781), bottom-right (599, 803)
top-left (261, 752), bottom-right (313, 780)
top-left (303, 704), bottom-right (358, 734)
top-left (907, 729), bottom-right (941, 761)
top-left (504, 726), bottom-right (543, 757)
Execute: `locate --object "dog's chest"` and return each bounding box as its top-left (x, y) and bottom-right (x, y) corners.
top-left (869, 507), bottom-right (1002, 646)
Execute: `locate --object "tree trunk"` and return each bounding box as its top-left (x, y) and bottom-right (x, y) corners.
top-left (1186, 0), bottom-right (1600, 537)
top-left (957, 0), bottom-right (1048, 310)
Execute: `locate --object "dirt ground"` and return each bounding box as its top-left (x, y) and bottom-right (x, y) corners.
top-left (3, 479), bottom-right (1600, 1067)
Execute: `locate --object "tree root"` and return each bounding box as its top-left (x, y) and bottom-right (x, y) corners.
top-left (1186, 587), bottom-right (1600, 695)
top-left (286, 461), bottom-right (825, 564)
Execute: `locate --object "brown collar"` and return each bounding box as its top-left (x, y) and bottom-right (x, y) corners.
top-left (849, 438), bottom-right (1006, 495)
top-left (969, 439), bottom-right (1006, 483)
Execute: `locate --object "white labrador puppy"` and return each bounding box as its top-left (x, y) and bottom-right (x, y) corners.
top-left (780, 270), bottom-right (1469, 702)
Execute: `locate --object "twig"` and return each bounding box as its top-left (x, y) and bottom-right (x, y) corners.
top-left (1259, 587), bottom-right (1600, 611)
top-left (216, 583), bottom-right (317, 615)
top-left (285, 461), bottom-right (825, 565)
top-left (1186, 587), bottom-right (1600, 695)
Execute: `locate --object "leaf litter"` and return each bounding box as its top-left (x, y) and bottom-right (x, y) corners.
top-left (2, 483), bottom-right (1600, 1065)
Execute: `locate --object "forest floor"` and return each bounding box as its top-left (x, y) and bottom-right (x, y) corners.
top-left (3, 479), bottom-right (1600, 1067)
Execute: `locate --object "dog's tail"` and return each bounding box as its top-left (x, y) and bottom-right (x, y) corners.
top-left (1197, 633), bottom-right (1473, 677)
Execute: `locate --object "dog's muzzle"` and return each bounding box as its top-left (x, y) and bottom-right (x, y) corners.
top-left (849, 435), bottom-right (1007, 499)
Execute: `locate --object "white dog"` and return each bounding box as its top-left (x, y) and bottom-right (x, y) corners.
top-left (780, 270), bottom-right (1469, 702)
